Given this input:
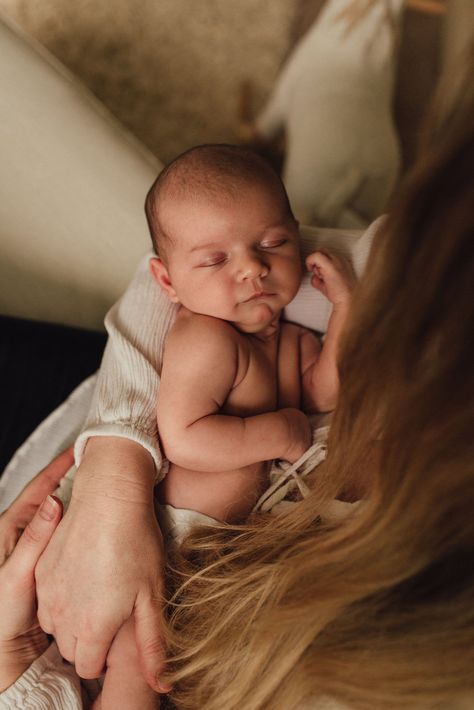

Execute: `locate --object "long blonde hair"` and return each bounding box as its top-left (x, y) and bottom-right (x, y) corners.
top-left (164, 51), bottom-right (474, 710)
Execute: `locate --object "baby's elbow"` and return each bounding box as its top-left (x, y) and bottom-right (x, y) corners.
top-left (160, 431), bottom-right (202, 470)
top-left (161, 437), bottom-right (187, 468)
top-left (310, 374), bottom-right (339, 413)
top-left (311, 389), bottom-right (337, 413)
top-left (159, 426), bottom-right (185, 465)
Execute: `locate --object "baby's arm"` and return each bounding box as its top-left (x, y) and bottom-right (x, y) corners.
top-left (301, 251), bottom-right (355, 412)
top-left (93, 618), bottom-right (160, 710)
top-left (158, 315), bottom-right (311, 469)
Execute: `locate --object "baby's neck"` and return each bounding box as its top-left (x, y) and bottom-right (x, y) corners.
top-left (236, 315), bottom-right (281, 343)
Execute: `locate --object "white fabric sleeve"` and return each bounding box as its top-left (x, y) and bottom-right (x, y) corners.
top-left (74, 253), bottom-right (178, 478)
top-left (0, 643), bottom-right (99, 709)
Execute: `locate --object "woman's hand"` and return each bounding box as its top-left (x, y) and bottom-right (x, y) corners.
top-left (0, 447), bottom-right (72, 691)
top-left (35, 437), bottom-right (171, 693)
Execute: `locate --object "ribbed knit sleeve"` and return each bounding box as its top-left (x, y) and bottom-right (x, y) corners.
top-left (74, 253), bottom-right (178, 478)
top-left (0, 643), bottom-right (97, 709)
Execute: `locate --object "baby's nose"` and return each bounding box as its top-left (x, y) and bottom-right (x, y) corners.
top-left (238, 255), bottom-right (269, 280)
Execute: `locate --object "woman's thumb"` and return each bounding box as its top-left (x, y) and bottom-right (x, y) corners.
top-left (135, 596), bottom-right (172, 693)
top-left (10, 496), bottom-right (63, 581)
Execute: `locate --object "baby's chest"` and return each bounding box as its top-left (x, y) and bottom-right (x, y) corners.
top-left (224, 326), bottom-right (302, 416)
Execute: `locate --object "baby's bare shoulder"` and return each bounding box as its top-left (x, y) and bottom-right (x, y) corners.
top-left (166, 310), bottom-right (240, 356)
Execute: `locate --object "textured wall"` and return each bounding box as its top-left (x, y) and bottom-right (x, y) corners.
top-left (0, 0), bottom-right (296, 163)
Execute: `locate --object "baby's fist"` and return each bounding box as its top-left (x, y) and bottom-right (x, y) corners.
top-left (280, 408), bottom-right (312, 463)
top-left (306, 250), bottom-right (355, 306)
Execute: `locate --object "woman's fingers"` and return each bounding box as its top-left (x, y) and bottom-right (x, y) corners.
top-left (75, 633), bottom-right (116, 679)
top-left (11, 447), bottom-right (74, 518)
top-left (52, 629), bottom-right (78, 664)
top-left (0, 448), bottom-right (72, 566)
top-left (135, 595), bottom-right (172, 693)
top-left (9, 495), bottom-right (63, 583)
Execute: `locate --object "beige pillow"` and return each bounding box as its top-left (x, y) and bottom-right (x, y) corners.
top-left (0, 11), bottom-right (161, 330)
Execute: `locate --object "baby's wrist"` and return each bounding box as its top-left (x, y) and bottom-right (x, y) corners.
top-left (330, 295), bottom-right (351, 310)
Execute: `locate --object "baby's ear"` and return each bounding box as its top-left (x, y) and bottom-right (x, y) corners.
top-left (149, 257), bottom-right (180, 303)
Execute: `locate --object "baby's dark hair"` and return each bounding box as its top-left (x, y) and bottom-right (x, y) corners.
top-left (145, 144), bottom-right (295, 262)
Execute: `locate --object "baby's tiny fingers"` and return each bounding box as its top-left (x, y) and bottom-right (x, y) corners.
top-left (306, 250), bottom-right (331, 271)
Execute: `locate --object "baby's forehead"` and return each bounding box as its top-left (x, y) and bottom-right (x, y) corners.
top-left (159, 176), bottom-right (286, 215)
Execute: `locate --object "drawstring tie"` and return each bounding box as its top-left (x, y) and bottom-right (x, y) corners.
top-left (254, 426), bottom-right (329, 513)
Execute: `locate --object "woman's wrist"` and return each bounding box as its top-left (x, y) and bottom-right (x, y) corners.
top-left (74, 436), bottom-right (157, 504)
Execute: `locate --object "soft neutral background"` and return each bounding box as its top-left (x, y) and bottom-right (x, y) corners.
top-left (0, 0), bottom-right (296, 163)
top-left (0, 0), bottom-right (471, 329)
top-left (1, 0), bottom-right (462, 166)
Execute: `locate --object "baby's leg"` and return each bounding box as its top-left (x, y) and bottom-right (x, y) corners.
top-left (93, 617), bottom-right (160, 710)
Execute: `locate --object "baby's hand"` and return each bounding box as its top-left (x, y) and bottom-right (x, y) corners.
top-left (280, 408), bottom-right (312, 463)
top-left (306, 250), bottom-right (355, 307)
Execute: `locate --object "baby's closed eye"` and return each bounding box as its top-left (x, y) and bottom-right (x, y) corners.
top-left (260, 238), bottom-right (287, 249)
top-left (197, 253), bottom-right (228, 267)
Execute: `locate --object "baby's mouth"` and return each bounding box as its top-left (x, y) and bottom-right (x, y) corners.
top-left (243, 291), bottom-right (275, 302)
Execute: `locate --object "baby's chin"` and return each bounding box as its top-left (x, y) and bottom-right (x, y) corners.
top-left (235, 303), bottom-right (282, 334)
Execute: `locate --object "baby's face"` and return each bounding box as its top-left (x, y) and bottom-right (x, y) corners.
top-left (158, 184), bottom-right (302, 333)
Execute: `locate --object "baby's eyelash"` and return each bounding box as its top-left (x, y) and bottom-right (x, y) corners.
top-left (260, 239), bottom-right (287, 249)
top-left (199, 256), bottom-right (227, 267)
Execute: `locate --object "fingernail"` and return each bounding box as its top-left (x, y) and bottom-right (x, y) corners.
top-left (156, 678), bottom-right (172, 693)
top-left (40, 495), bottom-right (60, 521)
